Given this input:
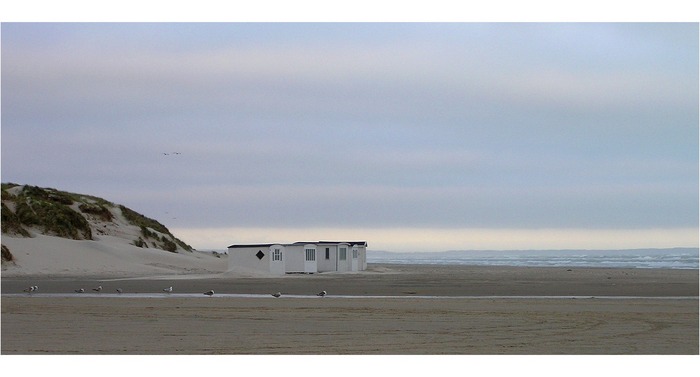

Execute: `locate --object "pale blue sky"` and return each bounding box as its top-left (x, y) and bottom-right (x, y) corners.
top-left (2, 22), bottom-right (698, 251)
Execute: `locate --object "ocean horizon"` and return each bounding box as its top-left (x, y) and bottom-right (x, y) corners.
top-left (367, 248), bottom-right (699, 270)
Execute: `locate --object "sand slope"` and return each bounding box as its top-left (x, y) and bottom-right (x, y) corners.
top-left (1, 232), bottom-right (226, 277)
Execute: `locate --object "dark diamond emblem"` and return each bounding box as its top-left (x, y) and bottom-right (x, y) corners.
top-left (256, 250), bottom-right (265, 260)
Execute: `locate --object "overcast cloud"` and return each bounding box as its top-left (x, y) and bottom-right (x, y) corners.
top-left (1, 23), bottom-right (697, 251)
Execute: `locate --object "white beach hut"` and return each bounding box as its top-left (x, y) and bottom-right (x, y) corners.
top-left (227, 241), bottom-right (367, 275)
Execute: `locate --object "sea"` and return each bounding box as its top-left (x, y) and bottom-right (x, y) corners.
top-left (368, 248), bottom-right (699, 270)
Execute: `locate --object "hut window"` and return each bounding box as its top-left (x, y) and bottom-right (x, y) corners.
top-left (273, 248), bottom-right (282, 261)
top-left (305, 248), bottom-right (316, 261)
top-left (325, 248), bottom-right (330, 260)
top-left (339, 247), bottom-right (347, 260)
top-left (352, 249), bottom-right (358, 259)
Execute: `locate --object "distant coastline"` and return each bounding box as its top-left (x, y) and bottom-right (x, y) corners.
top-left (368, 248), bottom-right (699, 269)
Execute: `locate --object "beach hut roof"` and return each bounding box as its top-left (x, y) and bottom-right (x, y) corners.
top-left (228, 241), bottom-right (367, 249)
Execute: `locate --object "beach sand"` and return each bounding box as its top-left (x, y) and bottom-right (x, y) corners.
top-left (2, 264), bottom-right (698, 354)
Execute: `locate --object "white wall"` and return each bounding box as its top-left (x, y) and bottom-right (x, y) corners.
top-left (316, 244), bottom-right (337, 272)
top-left (351, 246), bottom-right (359, 271)
top-left (269, 244), bottom-right (285, 275)
top-left (336, 243), bottom-right (350, 272)
top-left (228, 246), bottom-right (272, 273)
top-left (303, 244), bottom-right (317, 273)
top-left (284, 245), bottom-right (305, 273)
top-left (360, 245), bottom-right (367, 270)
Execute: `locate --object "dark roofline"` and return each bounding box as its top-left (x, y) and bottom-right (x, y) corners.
top-left (227, 243), bottom-right (275, 249)
top-left (228, 241), bottom-right (367, 249)
top-left (319, 241), bottom-right (367, 246)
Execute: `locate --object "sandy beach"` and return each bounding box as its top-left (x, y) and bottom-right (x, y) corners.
top-left (2, 264), bottom-right (698, 354)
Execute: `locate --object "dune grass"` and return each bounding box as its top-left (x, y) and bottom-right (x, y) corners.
top-left (1, 183), bottom-right (194, 253)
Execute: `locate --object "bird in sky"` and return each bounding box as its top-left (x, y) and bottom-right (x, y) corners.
top-left (92, 285), bottom-right (102, 292)
top-left (204, 290), bottom-right (214, 296)
top-left (116, 288), bottom-right (123, 294)
top-left (316, 290), bottom-right (327, 297)
top-left (271, 292), bottom-right (281, 298)
top-left (75, 288), bottom-right (85, 293)
top-left (163, 286), bottom-right (173, 293)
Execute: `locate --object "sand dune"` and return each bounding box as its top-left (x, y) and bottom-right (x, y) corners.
top-left (1, 233), bottom-right (226, 278)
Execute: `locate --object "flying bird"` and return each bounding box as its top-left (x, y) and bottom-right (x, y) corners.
top-left (116, 288), bottom-right (123, 294)
top-left (92, 285), bottom-right (102, 292)
top-left (23, 286), bottom-right (36, 293)
top-left (271, 292), bottom-right (281, 298)
top-left (316, 290), bottom-right (327, 297)
top-left (75, 288), bottom-right (85, 293)
top-left (163, 286), bottom-right (173, 293)
top-left (204, 290), bottom-right (214, 296)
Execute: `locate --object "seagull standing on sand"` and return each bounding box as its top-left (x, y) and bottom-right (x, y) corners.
top-left (271, 292), bottom-right (281, 298)
top-left (92, 285), bottom-right (102, 292)
top-left (316, 290), bottom-right (327, 297)
top-left (163, 286), bottom-right (173, 293)
top-left (75, 288), bottom-right (85, 293)
top-left (204, 290), bottom-right (214, 296)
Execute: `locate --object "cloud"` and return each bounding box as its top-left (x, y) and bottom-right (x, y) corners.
top-left (2, 23), bottom-right (697, 251)
top-left (106, 179), bottom-right (697, 231)
top-left (4, 24), bottom-right (696, 129)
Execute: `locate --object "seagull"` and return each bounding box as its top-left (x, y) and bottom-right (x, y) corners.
top-left (271, 292), bottom-right (281, 298)
top-left (163, 286), bottom-right (173, 293)
top-left (92, 285), bottom-right (102, 292)
top-left (75, 288), bottom-right (85, 293)
top-left (204, 290), bottom-right (214, 296)
top-left (23, 286), bottom-right (35, 293)
top-left (116, 288), bottom-right (123, 294)
top-left (316, 290), bottom-right (327, 297)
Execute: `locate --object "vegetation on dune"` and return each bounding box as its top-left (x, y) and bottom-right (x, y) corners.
top-left (160, 236), bottom-right (178, 253)
top-left (2, 202), bottom-right (31, 237)
top-left (79, 203), bottom-right (114, 222)
top-left (10, 186), bottom-right (92, 240)
top-left (120, 205), bottom-right (170, 235)
top-left (1, 244), bottom-right (14, 263)
top-left (20, 185), bottom-right (75, 206)
top-left (1, 183), bottom-right (194, 253)
top-left (133, 237), bottom-right (148, 248)
top-left (1, 183), bottom-right (18, 200)
top-left (122, 205), bottom-right (193, 253)
top-left (174, 238), bottom-right (192, 252)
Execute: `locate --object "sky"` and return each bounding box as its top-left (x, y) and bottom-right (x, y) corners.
top-left (1, 21), bottom-right (698, 251)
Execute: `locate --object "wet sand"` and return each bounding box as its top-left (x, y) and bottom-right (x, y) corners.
top-left (2, 264), bottom-right (698, 354)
